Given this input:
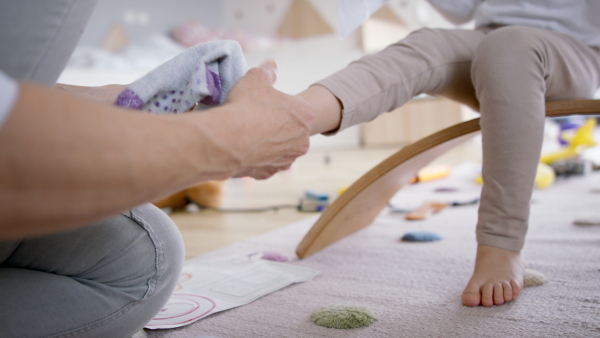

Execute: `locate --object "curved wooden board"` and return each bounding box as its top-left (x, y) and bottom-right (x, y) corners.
top-left (296, 100), bottom-right (600, 258)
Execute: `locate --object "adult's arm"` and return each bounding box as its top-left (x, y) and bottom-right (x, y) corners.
top-left (54, 83), bottom-right (126, 105)
top-left (0, 63), bottom-right (315, 239)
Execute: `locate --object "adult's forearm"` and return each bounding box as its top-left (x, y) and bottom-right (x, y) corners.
top-left (54, 83), bottom-right (126, 105)
top-left (0, 82), bottom-right (236, 239)
top-left (0, 62), bottom-right (315, 239)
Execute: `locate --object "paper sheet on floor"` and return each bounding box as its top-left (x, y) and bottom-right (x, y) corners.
top-left (145, 253), bottom-right (320, 329)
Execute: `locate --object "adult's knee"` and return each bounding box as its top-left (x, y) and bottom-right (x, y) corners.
top-left (131, 203), bottom-right (185, 295)
top-left (81, 203), bottom-right (185, 337)
top-left (124, 203), bottom-right (185, 322)
top-left (0, 203), bottom-right (185, 338)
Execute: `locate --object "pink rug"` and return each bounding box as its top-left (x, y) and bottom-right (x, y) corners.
top-left (145, 169), bottom-right (600, 337)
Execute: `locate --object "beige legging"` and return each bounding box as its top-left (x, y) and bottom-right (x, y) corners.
top-left (317, 26), bottom-right (600, 252)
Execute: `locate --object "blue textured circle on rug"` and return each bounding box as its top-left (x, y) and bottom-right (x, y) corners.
top-left (401, 231), bottom-right (443, 242)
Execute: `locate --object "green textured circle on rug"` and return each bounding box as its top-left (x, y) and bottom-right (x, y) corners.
top-left (311, 305), bottom-right (378, 329)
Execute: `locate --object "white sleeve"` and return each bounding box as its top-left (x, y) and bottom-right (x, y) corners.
top-left (425, 0), bottom-right (482, 25)
top-left (0, 70), bottom-right (18, 129)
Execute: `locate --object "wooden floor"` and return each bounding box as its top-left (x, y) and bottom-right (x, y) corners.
top-left (169, 143), bottom-right (481, 259)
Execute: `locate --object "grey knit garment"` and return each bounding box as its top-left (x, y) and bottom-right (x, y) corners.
top-left (115, 40), bottom-right (246, 113)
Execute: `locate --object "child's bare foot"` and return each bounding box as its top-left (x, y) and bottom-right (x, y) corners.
top-left (462, 244), bottom-right (525, 307)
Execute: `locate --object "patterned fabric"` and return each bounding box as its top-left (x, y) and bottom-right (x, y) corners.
top-left (115, 40), bottom-right (246, 113)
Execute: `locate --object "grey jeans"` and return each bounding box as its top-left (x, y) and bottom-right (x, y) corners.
top-left (0, 1), bottom-right (185, 336)
top-left (317, 26), bottom-right (600, 252)
top-left (0, 204), bottom-right (184, 337)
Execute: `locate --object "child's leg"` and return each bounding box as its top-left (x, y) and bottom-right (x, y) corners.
top-left (299, 28), bottom-right (486, 135)
top-left (299, 26), bottom-right (600, 308)
top-left (465, 26), bottom-right (600, 306)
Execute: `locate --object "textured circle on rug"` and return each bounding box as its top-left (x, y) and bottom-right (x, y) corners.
top-left (400, 230), bottom-right (443, 242)
top-left (311, 305), bottom-right (378, 329)
top-left (524, 269), bottom-right (547, 287)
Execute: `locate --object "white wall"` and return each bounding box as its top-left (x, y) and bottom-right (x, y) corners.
top-left (63, 0), bottom-right (369, 150)
top-left (221, 0), bottom-right (291, 36)
top-left (244, 33), bottom-right (365, 149)
top-left (62, 0), bottom-right (468, 150)
top-left (78, 0), bottom-right (224, 46)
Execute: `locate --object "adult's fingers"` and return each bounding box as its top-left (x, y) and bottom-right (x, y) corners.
top-left (257, 60), bottom-right (278, 84)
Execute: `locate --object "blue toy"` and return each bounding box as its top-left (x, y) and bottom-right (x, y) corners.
top-left (401, 231), bottom-right (443, 242)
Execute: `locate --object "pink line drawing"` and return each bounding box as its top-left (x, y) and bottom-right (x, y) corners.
top-left (175, 272), bottom-right (193, 291)
top-left (150, 293), bottom-right (216, 325)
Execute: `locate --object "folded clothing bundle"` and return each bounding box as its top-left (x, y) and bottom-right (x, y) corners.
top-left (114, 40), bottom-right (246, 113)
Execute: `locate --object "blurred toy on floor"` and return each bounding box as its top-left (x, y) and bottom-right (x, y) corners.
top-left (153, 180), bottom-right (225, 211)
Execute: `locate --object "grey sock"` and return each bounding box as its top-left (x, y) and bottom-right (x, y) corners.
top-left (114, 40), bottom-right (246, 113)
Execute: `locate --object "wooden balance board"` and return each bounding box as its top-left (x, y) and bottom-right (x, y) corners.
top-left (296, 100), bottom-right (600, 258)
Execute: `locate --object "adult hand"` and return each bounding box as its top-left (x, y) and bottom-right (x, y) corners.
top-left (207, 61), bottom-right (316, 179)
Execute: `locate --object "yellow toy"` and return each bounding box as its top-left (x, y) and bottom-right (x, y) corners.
top-left (534, 162), bottom-right (556, 189)
top-left (475, 162), bottom-right (555, 189)
top-left (540, 118), bottom-right (597, 164)
top-left (477, 118), bottom-right (596, 189)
